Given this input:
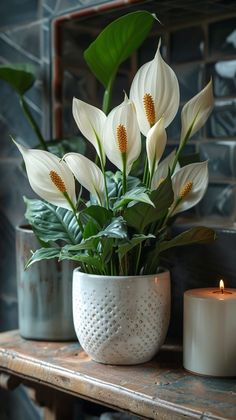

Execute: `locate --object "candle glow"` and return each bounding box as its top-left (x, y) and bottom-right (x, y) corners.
top-left (220, 279), bottom-right (224, 294)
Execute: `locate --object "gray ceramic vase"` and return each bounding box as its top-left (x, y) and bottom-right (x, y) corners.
top-left (73, 268), bottom-right (171, 364)
top-left (16, 225), bottom-right (76, 340)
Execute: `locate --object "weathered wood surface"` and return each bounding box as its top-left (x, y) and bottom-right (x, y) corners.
top-left (0, 330), bottom-right (235, 419)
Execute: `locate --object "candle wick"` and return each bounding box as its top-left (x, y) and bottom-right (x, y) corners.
top-left (221, 288), bottom-right (224, 294)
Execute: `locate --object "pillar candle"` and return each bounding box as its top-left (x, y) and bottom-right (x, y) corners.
top-left (183, 281), bottom-right (236, 377)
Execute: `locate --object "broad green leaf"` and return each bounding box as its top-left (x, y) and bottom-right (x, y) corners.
top-left (59, 251), bottom-right (103, 271)
top-left (84, 11), bottom-right (155, 88)
top-left (100, 217), bottom-right (127, 239)
top-left (83, 218), bottom-right (100, 240)
top-left (0, 64), bottom-right (35, 95)
top-left (26, 247), bottom-right (61, 268)
top-left (118, 234), bottom-right (155, 260)
top-left (101, 238), bottom-right (114, 263)
top-left (24, 197), bottom-right (81, 244)
top-left (159, 227), bottom-right (216, 253)
top-left (113, 187), bottom-right (154, 210)
top-left (79, 205), bottom-right (112, 228)
top-left (124, 175), bottom-right (174, 232)
top-left (62, 239), bottom-right (96, 253)
top-left (106, 171), bottom-right (141, 202)
top-left (64, 217), bottom-right (127, 253)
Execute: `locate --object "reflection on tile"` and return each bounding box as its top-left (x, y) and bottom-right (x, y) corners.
top-left (199, 141), bottom-right (234, 179)
top-left (138, 35), bottom-right (167, 66)
top-left (198, 183), bottom-right (235, 218)
top-left (62, 69), bottom-right (99, 136)
top-left (0, 0), bottom-right (39, 29)
top-left (0, 210), bottom-right (17, 296)
top-left (209, 17), bottom-right (236, 57)
top-left (0, 160), bottom-right (35, 226)
top-left (0, 82), bottom-right (42, 147)
top-left (0, 117), bottom-right (19, 158)
top-left (207, 60), bottom-right (236, 97)
top-left (0, 25), bottom-right (42, 64)
top-left (56, 0), bottom-right (82, 13)
top-left (0, 296), bottom-right (18, 331)
top-left (170, 26), bottom-right (204, 63)
top-left (233, 145), bottom-right (236, 178)
top-left (167, 108), bottom-right (181, 141)
top-left (207, 100), bottom-right (236, 138)
top-left (174, 63), bottom-right (204, 102)
top-left (42, 0), bottom-right (57, 18)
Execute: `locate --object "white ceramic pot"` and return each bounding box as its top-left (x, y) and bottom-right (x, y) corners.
top-left (73, 268), bottom-right (171, 365)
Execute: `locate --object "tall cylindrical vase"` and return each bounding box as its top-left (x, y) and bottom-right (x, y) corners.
top-left (16, 225), bottom-right (76, 340)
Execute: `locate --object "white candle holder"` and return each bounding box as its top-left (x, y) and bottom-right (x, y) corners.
top-left (183, 286), bottom-right (236, 377)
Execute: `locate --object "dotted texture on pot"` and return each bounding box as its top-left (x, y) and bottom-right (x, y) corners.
top-left (72, 271), bottom-right (170, 365)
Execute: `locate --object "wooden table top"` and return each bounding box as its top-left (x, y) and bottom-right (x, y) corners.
top-left (0, 330), bottom-right (235, 419)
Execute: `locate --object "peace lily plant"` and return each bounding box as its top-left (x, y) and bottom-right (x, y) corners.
top-left (14, 11), bottom-right (216, 276)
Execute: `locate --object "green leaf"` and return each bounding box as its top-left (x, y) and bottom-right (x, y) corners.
top-left (79, 205), bottom-right (112, 228)
top-left (83, 218), bottom-right (100, 240)
top-left (64, 217), bottom-right (127, 253)
top-left (26, 247), bottom-right (61, 268)
top-left (159, 227), bottom-right (216, 253)
top-left (60, 251), bottom-right (103, 271)
top-left (124, 175), bottom-right (174, 232)
top-left (24, 197), bottom-right (81, 244)
top-left (0, 64), bottom-right (35, 95)
top-left (118, 234), bottom-right (155, 260)
top-left (84, 11), bottom-right (155, 88)
top-left (113, 187), bottom-right (154, 210)
top-left (100, 217), bottom-right (127, 239)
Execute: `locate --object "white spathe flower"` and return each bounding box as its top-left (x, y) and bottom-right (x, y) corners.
top-left (73, 98), bottom-right (106, 164)
top-left (151, 150), bottom-right (180, 190)
top-left (171, 161), bottom-right (208, 215)
top-left (63, 153), bottom-right (104, 205)
top-left (130, 40), bottom-right (180, 136)
top-left (14, 141), bottom-right (76, 210)
top-left (146, 118), bottom-right (167, 176)
top-left (180, 80), bottom-right (214, 145)
top-left (103, 95), bottom-right (141, 175)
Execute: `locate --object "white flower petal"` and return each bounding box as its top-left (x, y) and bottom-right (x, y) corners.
top-left (103, 95), bottom-right (141, 174)
top-left (14, 141), bottom-right (76, 210)
top-left (171, 161), bottom-right (208, 215)
top-left (180, 80), bottom-right (214, 144)
top-left (64, 153), bottom-right (104, 204)
top-left (151, 150), bottom-right (180, 190)
top-left (130, 41), bottom-right (180, 135)
top-left (146, 118), bottom-right (167, 174)
top-left (73, 98), bottom-right (106, 164)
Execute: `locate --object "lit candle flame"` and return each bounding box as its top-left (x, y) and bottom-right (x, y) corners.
top-left (219, 279), bottom-right (224, 294)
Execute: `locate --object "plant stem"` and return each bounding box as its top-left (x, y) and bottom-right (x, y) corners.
top-left (100, 160), bottom-right (109, 209)
top-left (122, 154), bottom-right (127, 195)
top-left (135, 243), bottom-right (142, 275)
top-left (143, 157), bottom-right (149, 185)
top-left (20, 96), bottom-right (48, 151)
top-left (64, 192), bottom-right (84, 235)
top-left (102, 76), bottom-right (115, 115)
